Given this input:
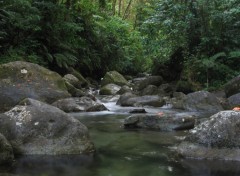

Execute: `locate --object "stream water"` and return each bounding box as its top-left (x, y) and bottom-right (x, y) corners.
top-left (1, 100), bottom-right (240, 176)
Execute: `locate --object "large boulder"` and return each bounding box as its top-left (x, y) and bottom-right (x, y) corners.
top-left (124, 113), bottom-right (195, 131)
top-left (0, 61), bottom-right (70, 112)
top-left (101, 71), bottom-right (129, 86)
top-left (63, 74), bottom-right (82, 89)
top-left (228, 93), bottom-right (240, 109)
top-left (224, 75), bottom-right (240, 97)
top-left (183, 91), bottom-right (223, 113)
top-left (117, 94), bottom-right (165, 107)
top-left (116, 92), bottom-right (137, 105)
top-left (141, 85), bottom-right (158, 96)
top-left (0, 132), bottom-right (14, 165)
top-left (116, 85), bottom-right (133, 95)
top-left (158, 83), bottom-right (174, 97)
top-left (176, 111), bottom-right (240, 161)
top-left (99, 83), bottom-right (121, 95)
top-left (0, 98), bottom-right (94, 155)
top-left (67, 67), bottom-right (89, 87)
top-left (65, 81), bottom-right (85, 97)
top-left (52, 97), bottom-right (108, 112)
top-left (135, 76), bottom-right (163, 91)
top-left (171, 92), bottom-right (187, 109)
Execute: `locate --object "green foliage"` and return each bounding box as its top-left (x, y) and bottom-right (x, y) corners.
top-left (0, 0), bottom-right (147, 77)
top-left (139, 0), bottom-right (240, 89)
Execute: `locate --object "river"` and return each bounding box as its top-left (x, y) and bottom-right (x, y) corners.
top-left (1, 100), bottom-right (240, 176)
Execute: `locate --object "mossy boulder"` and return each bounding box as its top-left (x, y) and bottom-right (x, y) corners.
top-left (67, 67), bottom-right (89, 87)
top-left (99, 83), bottom-right (121, 95)
top-left (0, 98), bottom-right (94, 155)
top-left (101, 71), bottom-right (129, 86)
top-left (65, 81), bottom-right (85, 97)
top-left (0, 61), bottom-right (70, 112)
top-left (63, 74), bottom-right (82, 89)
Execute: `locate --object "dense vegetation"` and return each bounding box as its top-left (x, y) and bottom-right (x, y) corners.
top-left (0, 0), bottom-right (239, 89)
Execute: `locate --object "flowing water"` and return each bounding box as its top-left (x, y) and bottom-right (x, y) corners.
top-left (1, 100), bottom-right (240, 176)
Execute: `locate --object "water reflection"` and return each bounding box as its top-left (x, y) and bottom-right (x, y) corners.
top-left (1, 108), bottom-right (240, 176)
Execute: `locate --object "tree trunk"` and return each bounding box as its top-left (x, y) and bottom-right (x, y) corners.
top-left (123, 0), bottom-right (133, 20)
top-left (118, 0), bottom-right (122, 16)
top-left (112, 0), bottom-right (117, 15)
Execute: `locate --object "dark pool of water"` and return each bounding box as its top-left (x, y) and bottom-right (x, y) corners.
top-left (1, 111), bottom-right (240, 176)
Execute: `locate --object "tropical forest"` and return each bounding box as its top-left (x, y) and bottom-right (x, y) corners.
top-left (0, 0), bottom-right (240, 175)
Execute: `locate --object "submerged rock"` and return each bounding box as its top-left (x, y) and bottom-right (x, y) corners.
top-left (176, 111), bottom-right (240, 161)
top-left (0, 98), bottom-right (94, 155)
top-left (129, 109), bottom-right (147, 113)
top-left (0, 61), bottom-right (70, 112)
top-left (52, 97), bottom-right (108, 112)
top-left (124, 113), bottom-right (195, 131)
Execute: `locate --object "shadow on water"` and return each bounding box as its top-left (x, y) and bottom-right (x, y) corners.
top-left (1, 108), bottom-right (240, 176)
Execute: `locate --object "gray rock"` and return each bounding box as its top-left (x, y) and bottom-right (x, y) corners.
top-left (228, 93), bottom-right (240, 109)
top-left (52, 97), bottom-right (108, 112)
top-left (0, 98), bottom-right (94, 155)
top-left (99, 83), bottom-right (121, 95)
top-left (224, 75), bottom-right (240, 97)
top-left (135, 76), bottom-right (163, 91)
top-left (176, 111), bottom-right (240, 161)
top-left (116, 92), bottom-right (137, 105)
top-left (116, 85), bottom-right (132, 95)
top-left (0, 132), bottom-right (14, 165)
top-left (117, 94), bottom-right (165, 107)
top-left (101, 71), bottom-right (129, 86)
top-left (67, 67), bottom-right (89, 88)
top-left (170, 92), bottom-right (187, 109)
top-left (65, 81), bottom-right (85, 97)
top-left (158, 83), bottom-right (174, 96)
top-left (63, 74), bottom-right (81, 89)
top-left (99, 95), bottom-right (120, 103)
top-left (0, 61), bottom-right (70, 112)
top-left (124, 113), bottom-right (195, 131)
top-left (141, 85), bottom-right (158, 95)
top-left (86, 104), bottom-right (108, 112)
top-left (183, 91), bottom-right (223, 113)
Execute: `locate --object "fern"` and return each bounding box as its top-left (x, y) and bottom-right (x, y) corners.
top-left (228, 51), bottom-right (240, 59)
